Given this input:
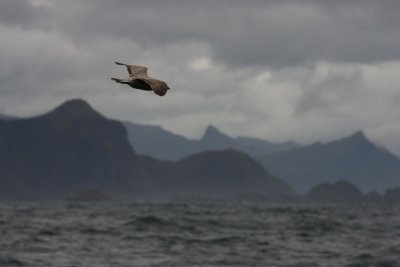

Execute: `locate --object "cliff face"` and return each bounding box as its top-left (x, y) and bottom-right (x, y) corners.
top-left (0, 99), bottom-right (137, 199)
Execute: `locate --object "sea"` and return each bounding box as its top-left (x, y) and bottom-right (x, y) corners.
top-left (0, 201), bottom-right (400, 267)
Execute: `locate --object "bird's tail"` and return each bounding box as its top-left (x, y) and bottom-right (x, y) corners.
top-left (111, 77), bottom-right (122, 83)
top-left (115, 62), bottom-right (125, 66)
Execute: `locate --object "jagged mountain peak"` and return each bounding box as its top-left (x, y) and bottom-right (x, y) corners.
top-left (346, 130), bottom-right (369, 143)
top-left (203, 125), bottom-right (224, 137)
top-left (328, 130), bottom-right (376, 152)
top-left (201, 125), bottom-right (232, 142)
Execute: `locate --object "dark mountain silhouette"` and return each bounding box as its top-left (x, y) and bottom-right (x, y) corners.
top-left (306, 182), bottom-right (400, 204)
top-left (384, 187), bottom-right (400, 203)
top-left (261, 131), bottom-right (400, 193)
top-left (0, 99), bottom-right (294, 200)
top-left (172, 149), bottom-right (294, 199)
top-left (124, 122), bottom-right (299, 160)
top-left (307, 180), bottom-right (364, 203)
top-left (133, 149), bottom-right (295, 200)
top-left (0, 99), bottom-right (139, 199)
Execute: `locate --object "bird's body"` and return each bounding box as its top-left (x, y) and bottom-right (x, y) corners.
top-left (111, 62), bottom-right (170, 96)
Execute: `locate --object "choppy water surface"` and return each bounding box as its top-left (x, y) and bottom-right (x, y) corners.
top-left (0, 201), bottom-right (400, 267)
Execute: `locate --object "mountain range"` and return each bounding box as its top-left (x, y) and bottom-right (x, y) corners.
top-left (125, 121), bottom-right (400, 193)
top-left (124, 122), bottom-right (299, 160)
top-left (2, 98), bottom-right (400, 199)
top-left (261, 131), bottom-right (400, 193)
top-left (0, 99), bottom-right (294, 200)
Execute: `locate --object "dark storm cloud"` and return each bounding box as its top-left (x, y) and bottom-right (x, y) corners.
top-left (26, 0), bottom-right (400, 68)
top-left (209, 0), bottom-right (400, 67)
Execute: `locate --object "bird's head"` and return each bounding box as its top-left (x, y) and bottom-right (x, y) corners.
top-left (163, 82), bottom-right (170, 90)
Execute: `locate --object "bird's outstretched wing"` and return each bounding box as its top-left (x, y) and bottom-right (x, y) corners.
top-left (115, 62), bottom-right (148, 77)
top-left (141, 78), bottom-right (170, 96)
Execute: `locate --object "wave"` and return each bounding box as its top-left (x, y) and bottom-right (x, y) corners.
top-left (80, 227), bottom-right (114, 235)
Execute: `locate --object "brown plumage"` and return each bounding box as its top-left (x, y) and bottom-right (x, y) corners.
top-left (111, 62), bottom-right (170, 96)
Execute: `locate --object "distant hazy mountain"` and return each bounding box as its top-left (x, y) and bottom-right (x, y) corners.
top-left (307, 180), bottom-right (364, 203)
top-left (201, 126), bottom-right (299, 157)
top-left (124, 123), bottom-right (299, 160)
top-left (123, 122), bottom-right (199, 161)
top-left (0, 99), bottom-right (294, 200)
top-left (305, 181), bottom-right (400, 204)
top-left (261, 131), bottom-right (400, 193)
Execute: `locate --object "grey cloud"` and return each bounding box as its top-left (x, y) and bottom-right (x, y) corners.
top-left (0, 0), bottom-right (34, 26)
top-left (212, 1), bottom-right (400, 67)
top-left (294, 65), bottom-right (364, 115)
top-left (0, 0), bottom-right (51, 28)
top-left (24, 1), bottom-right (399, 69)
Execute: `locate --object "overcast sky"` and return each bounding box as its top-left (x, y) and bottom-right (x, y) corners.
top-left (1, 0), bottom-right (400, 154)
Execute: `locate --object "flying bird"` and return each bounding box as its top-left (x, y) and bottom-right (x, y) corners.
top-left (111, 62), bottom-right (170, 96)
